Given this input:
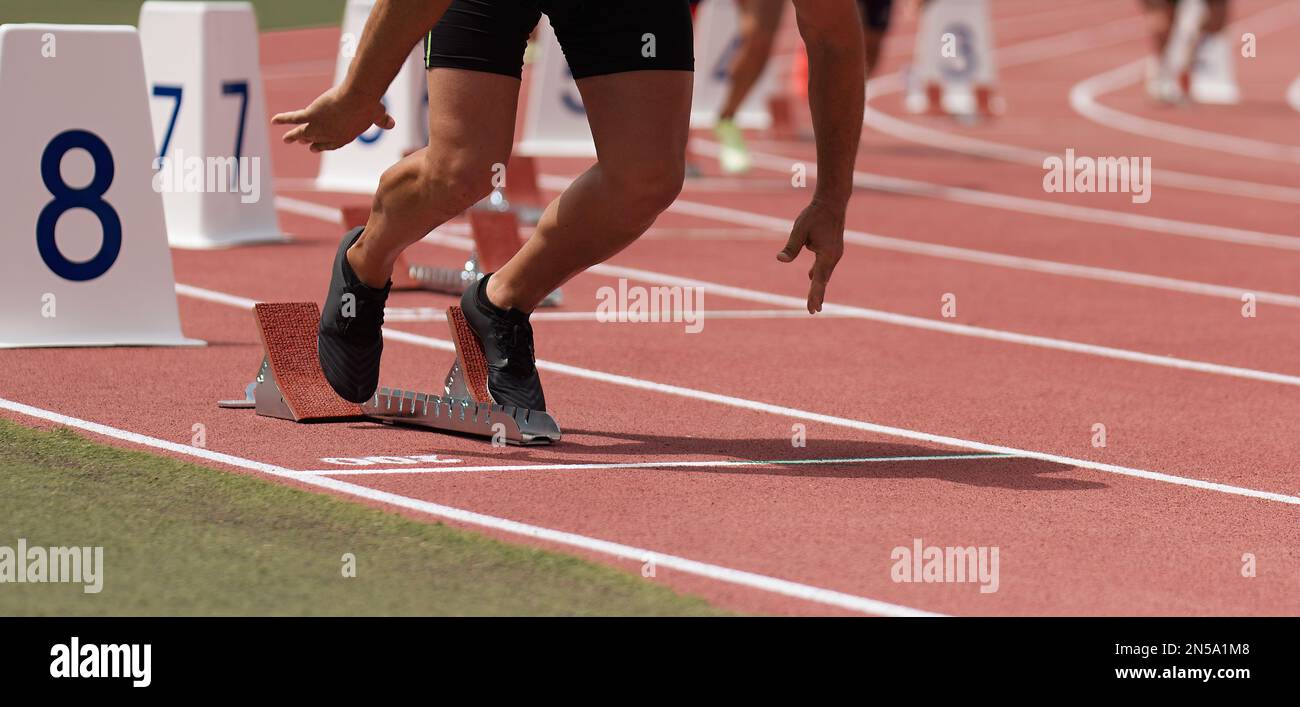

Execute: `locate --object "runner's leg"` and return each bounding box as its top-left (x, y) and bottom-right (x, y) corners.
top-left (487, 70), bottom-right (693, 311)
top-left (348, 68), bottom-right (519, 287)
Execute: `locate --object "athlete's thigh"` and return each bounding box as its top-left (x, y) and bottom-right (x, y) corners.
top-left (424, 69), bottom-right (520, 168)
top-left (546, 0), bottom-right (694, 168)
top-left (575, 70), bottom-right (693, 174)
top-left (421, 0), bottom-right (539, 162)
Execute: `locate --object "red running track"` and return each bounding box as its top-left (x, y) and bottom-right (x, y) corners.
top-left (3, 0), bottom-right (1298, 615)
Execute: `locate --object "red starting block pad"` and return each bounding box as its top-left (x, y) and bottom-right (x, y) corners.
top-left (338, 204), bottom-right (562, 306)
top-left (469, 209), bottom-right (522, 273)
top-left (218, 302), bottom-right (363, 421)
top-left (446, 305), bottom-right (492, 403)
top-left (219, 302), bottom-right (560, 445)
top-left (766, 94), bottom-right (813, 142)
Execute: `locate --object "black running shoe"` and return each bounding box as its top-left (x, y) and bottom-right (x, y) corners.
top-left (317, 227), bottom-right (391, 403)
top-left (460, 273), bottom-right (546, 411)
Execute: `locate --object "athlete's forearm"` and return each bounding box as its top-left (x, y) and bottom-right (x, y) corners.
top-left (793, 0), bottom-right (865, 206)
top-left (341, 0), bottom-right (452, 103)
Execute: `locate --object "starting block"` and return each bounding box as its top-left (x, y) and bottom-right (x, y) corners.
top-left (500, 156), bottom-right (547, 225)
top-left (338, 205), bottom-right (562, 306)
top-left (218, 302), bottom-right (363, 420)
top-left (905, 0), bottom-right (1002, 117)
top-left (1187, 33), bottom-right (1240, 105)
top-left (219, 302), bottom-right (561, 445)
top-left (766, 93), bottom-right (813, 142)
top-left (766, 44), bottom-right (813, 141)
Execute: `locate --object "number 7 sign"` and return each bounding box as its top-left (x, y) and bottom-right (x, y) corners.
top-left (139, 2), bottom-right (282, 248)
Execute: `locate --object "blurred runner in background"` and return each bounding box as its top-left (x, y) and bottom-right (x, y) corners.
top-left (712, 0), bottom-right (903, 175)
top-left (1141, 0), bottom-right (1231, 103)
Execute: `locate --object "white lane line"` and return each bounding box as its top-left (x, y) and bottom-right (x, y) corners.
top-left (690, 141), bottom-right (1300, 251)
top-left (275, 195), bottom-right (342, 224)
top-left (301, 454), bottom-right (1022, 476)
top-left (861, 16), bottom-right (1300, 203)
top-left (176, 276), bottom-right (1300, 507)
top-left (1069, 2), bottom-right (1300, 162)
top-left (278, 196), bottom-right (1300, 387)
top-left (0, 395), bottom-right (942, 617)
top-left (175, 283), bottom-right (257, 309)
top-left (591, 261), bottom-right (1300, 388)
top-left (663, 196), bottom-right (1300, 308)
top-left (1070, 63), bottom-right (1300, 163)
top-left (864, 77), bottom-right (1300, 204)
top-left (384, 308), bottom-right (837, 323)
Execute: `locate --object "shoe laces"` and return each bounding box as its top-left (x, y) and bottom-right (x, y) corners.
top-left (493, 318), bottom-right (535, 376)
top-left (339, 285), bottom-right (387, 336)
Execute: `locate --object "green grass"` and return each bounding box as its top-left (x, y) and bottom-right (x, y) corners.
top-left (0, 419), bottom-right (728, 616)
top-left (0, 0), bottom-right (344, 31)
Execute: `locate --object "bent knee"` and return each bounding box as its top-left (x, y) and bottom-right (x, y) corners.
top-left (420, 156), bottom-right (499, 213)
top-left (607, 164), bottom-right (684, 217)
top-left (377, 155), bottom-right (497, 217)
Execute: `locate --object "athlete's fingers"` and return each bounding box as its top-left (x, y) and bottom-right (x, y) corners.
top-left (272, 109), bottom-right (309, 125)
top-left (374, 113), bottom-right (396, 130)
top-left (280, 124), bottom-right (310, 144)
top-left (806, 247), bottom-right (841, 314)
top-left (777, 222), bottom-right (809, 263)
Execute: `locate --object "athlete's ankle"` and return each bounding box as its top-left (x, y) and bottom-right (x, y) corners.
top-left (484, 273), bottom-right (539, 315)
top-left (345, 240), bottom-right (392, 290)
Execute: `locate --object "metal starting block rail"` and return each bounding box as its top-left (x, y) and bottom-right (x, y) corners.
top-left (217, 302), bottom-right (560, 445)
top-left (403, 251), bottom-right (564, 308)
top-left (339, 202), bottom-right (562, 306)
top-left (362, 386), bottom-right (561, 446)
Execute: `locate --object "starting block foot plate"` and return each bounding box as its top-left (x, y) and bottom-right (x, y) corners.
top-left (219, 303), bottom-right (365, 422)
top-left (445, 305), bottom-right (493, 403)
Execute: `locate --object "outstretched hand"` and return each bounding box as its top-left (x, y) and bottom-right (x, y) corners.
top-left (272, 86), bottom-right (395, 153)
top-left (777, 199), bottom-right (846, 314)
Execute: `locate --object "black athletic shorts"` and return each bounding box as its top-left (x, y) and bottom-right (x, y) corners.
top-left (859, 0), bottom-right (894, 31)
top-left (424, 0), bottom-right (695, 80)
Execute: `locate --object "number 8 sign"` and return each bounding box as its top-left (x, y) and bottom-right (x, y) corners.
top-left (0, 24), bottom-right (198, 347)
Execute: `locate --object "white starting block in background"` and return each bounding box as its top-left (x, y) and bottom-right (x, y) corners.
top-left (1188, 33), bottom-right (1240, 105)
top-left (690, 0), bottom-right (777, 129)
top-left (139, 1), bottom-right (284, 249)
top-left (905, 0), bottom-right (1000, 116)
top-left (0, 25), bottom-right (202, 348)
top-left (316, 0), bottom-right (428, 193)
top-left (517, 15), bottom-right (596, 158)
